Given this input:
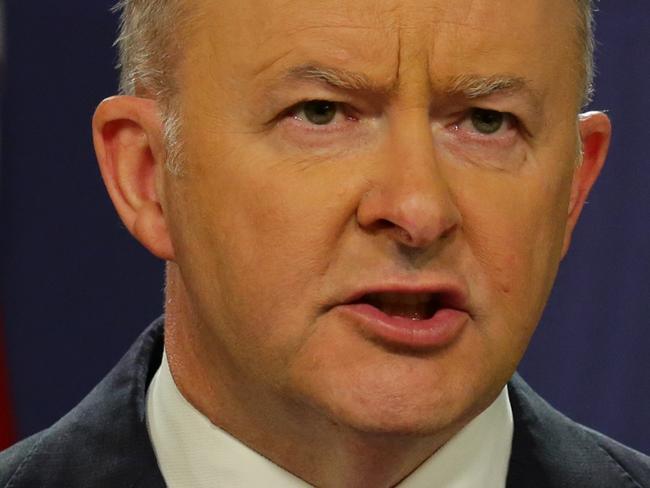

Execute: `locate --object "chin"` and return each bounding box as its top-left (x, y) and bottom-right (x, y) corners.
top-left (294, 363), bottom-right (486, 440)
top-left (287, 314), bottom-right (509, 441)
top-left (314, 391), bottom-right (478, 442)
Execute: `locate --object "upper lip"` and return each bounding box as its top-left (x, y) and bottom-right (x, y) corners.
top-left (337, 280), bottom-right (470, 313)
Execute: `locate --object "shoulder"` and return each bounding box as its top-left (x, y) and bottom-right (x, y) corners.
top-left (0, 434), bottom-right (43, 487)
top-left (587, 426), bottom-right (650, 487)
top-left (508, 374), bottom-right (650, 488)
top-left (0, 318), bottom-right (166, 488)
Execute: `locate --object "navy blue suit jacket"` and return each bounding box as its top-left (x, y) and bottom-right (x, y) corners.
top-left (2, 317), bottom-right (649, 487)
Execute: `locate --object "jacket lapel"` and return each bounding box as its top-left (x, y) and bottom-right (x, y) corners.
top-left (506, 374), bottom-right (639, 488)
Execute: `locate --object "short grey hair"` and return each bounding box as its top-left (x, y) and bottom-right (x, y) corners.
top-left (113, 0), bottom-right (190, 174)
top-left (576, 0), bottom-right (596, 105)
top-left (113, 0), bottom-right (597, 172)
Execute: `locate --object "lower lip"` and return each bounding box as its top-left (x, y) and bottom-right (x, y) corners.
top-left (337, 303), bottom-right (469, 350)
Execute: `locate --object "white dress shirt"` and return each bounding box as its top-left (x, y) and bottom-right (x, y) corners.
top-left (146, 351), bottom-right (513, 487)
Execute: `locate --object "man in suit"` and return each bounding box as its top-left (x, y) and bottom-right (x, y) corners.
top-left (1, 0), bottom-right (649, 486)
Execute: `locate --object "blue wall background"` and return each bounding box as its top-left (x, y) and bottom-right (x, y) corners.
top-left (1, 1), bottom-right (648, 454)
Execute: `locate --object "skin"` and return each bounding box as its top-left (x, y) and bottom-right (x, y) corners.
top-left (93, 0), bottom-right (611, 486)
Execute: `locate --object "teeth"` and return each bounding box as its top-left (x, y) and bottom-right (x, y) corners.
top-left (381, 303), bottom-right (430, 320)
top-left (372, 292), bottom-right (432, 306)
top-left (365, 293), bottom-right (436, 320)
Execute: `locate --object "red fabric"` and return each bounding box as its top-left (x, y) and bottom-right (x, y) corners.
top-left (0, 310), bottom-right (16, 450)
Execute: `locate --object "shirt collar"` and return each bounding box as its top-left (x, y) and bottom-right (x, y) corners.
top-left (147, 350), bottom-right (513, 488)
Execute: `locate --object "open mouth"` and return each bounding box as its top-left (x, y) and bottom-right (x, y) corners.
top-left (356, 292), bottom-right (455, 321)
top-left (339, 288), bottom-right (469, 348)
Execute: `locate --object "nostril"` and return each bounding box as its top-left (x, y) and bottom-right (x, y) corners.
top-left (440, 220), bottom-right (460, 239)
top-left (397, 228), bottom-right (416, 246)
top-left (360, 218), bottom-right (426, 248)
top-left (374, 219), bottom-right (396, 231)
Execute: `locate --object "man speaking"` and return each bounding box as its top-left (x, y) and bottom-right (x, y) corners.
top-left (1, 0), bottom-right (649, 486)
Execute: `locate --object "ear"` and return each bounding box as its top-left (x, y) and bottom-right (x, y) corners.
top-left (92, 96), bottom-right (175, 261)
top-left (561, 111), bottom-right (612, 257)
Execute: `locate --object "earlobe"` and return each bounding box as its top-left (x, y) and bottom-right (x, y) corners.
top-left (561, 111), bottom-right (612, 257)
top-left (92, 96), bottom-right (175, 261)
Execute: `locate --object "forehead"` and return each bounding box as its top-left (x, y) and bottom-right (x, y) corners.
top-left (185, 0), bottom-right (580, 105)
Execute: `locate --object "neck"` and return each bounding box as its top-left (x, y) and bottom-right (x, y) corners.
top-left (163, 263), bottom-right (463, 487)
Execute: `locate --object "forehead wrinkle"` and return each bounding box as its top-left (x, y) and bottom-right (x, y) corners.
top-left (282, 22), bottom-right (380, 37)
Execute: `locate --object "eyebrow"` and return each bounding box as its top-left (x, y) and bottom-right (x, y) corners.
top-left (446, 74), bottom-right (537, 100)
top-left (274, 65), bottom-right (541, 110)
top-left (282, 64), bottom-right (396, 94)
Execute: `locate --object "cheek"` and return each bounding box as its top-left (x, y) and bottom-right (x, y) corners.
top-left (456, 167), bottom-right (572, 319)
top-left (220, 172), bottom-right (352, 292)
top-left (172, 143), bottom-right (366, 352)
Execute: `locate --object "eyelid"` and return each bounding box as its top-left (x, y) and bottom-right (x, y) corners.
top-left (291, 100), bottom-right (337, 116)
top-left (271, 98), bottom-right (374, 150)
top-left (479, 108), bottom-right (533, 137)
top-left (450, 108), bottom-right (527, 138)
top-left (498, 111), bottom-right (532, 138)
top-left (283, 100), bottom-right (359, 126)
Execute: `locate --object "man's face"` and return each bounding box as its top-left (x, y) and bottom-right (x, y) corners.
top-left (165, 0), bottom-right (586, 434)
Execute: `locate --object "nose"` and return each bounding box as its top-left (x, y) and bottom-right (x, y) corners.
top-left (356, 117), bottom-right (461, 250)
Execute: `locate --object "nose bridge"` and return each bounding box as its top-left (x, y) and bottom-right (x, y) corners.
top-left (357, 109), bottom-right (461, 248)
top-left (389, 109), bottom-right (442, 188)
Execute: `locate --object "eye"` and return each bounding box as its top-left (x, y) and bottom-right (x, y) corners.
top-left (293, 100), bottom-right (341, 125)
top-left (470, 108), bottom-right (506, 134)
